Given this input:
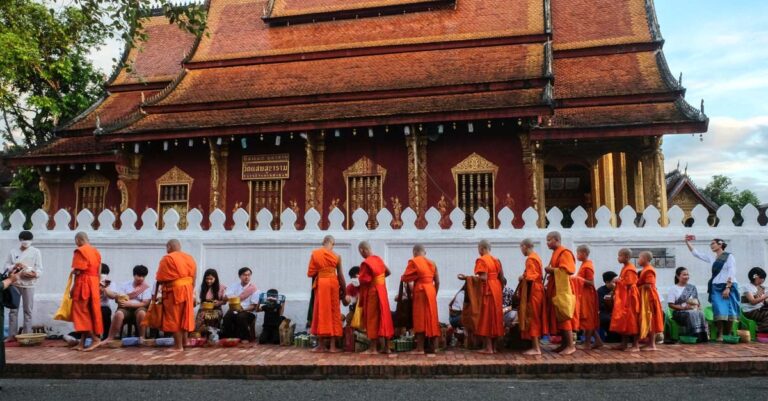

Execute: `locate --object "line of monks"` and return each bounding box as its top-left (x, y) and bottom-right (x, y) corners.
top-left (66, 230), bottom-right (663, 355)
top-left (308, 232), bottom-right (665, 356)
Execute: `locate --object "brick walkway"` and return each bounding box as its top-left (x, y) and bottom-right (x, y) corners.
top-left (6, 341), bottom-right (768, 379)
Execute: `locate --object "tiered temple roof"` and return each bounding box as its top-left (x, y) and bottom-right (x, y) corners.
top-left (10, 0), bottom-right (708, 165)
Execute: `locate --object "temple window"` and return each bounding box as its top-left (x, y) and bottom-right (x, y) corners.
top-left (343, 156), bottom-right (387, 229)
top-left (75, 172), bottom-right (109, 218)
top-left (452, 153), bottom-right (498, 229)
top-left (156, 167), bottom-right (194, 229)
top-left (250, 179), bottom-right (283, 229)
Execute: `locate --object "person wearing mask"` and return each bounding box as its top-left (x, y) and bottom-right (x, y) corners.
top-left (4, 230), bottom-right (43, 342)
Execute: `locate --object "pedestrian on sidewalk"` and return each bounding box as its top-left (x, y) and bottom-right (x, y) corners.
top-left (1, 267), bottom-right (22, 390)
top-left (4, 230), bottom-right (43, 342)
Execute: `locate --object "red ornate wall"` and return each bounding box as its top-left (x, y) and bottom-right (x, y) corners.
top-left (56, 165), bottom-right (121, 219)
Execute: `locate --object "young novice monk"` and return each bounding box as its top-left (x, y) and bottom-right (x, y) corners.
top-left (544, 231), bottom-right (577, 356)
top-left (637, 251), bottom-right (664, 351)
top-left (518, 238), bottom-right (545, 355)
top-left (610, 248), bottom-right (641, 352)
top-left (576, 245), bottom-right (604, 350)
top-left (400, 244), bottom-right (440, 355)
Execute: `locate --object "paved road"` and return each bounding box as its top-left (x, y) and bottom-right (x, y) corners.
top-left (0, 377), bottom-right (766, 401)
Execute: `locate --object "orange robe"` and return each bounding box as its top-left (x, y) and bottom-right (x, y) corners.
top-left (359, 255), bottom-right (394, 340)
top-left (545, 246), bottom-right (577, 333)
top-left (520, 252), bottom-right (545, 339)
top-left (71, 244), bottom-right (103, 334)
top-left (638, 263), bottom-right (664, 336)
top-left (577, 260), bottom-right (600, 331)
top-left (401, 256), bottom-right (440, 337)
top-left (609, 263), bottom-right (640, 336)
top-left (474, 254), bottom-right (504, 338)
top-left (156, 251), bottom-right (197, 333)
top-left (307, 248), bottom-right (343, 337)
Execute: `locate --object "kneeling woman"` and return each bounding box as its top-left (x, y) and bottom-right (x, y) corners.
top-left (667, 267), bottom-right (708, 342)
top-left (742, 267), bottom-right (768, 333)
top-left (195, 269), bottom-right (227, 335)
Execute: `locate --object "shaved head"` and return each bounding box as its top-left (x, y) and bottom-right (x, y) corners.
top-left (639, 251), bottom-right (653, 264)
top-left (546, 231), bottom-right (561, 250)
top-left (618, 248), bottom-right (632, 258)
top-left (478, 240), bottom-right (491, 251)
top-left (75, 231), bottom-right (89, 246)
top-left (166, 239), bottom-right (181, 253)
top-left (521, 238), bottom-right (534, 248)
top-left (576, 245), bottom-right (590, 256)
top-left (546, 231), bottom-right (561, 241)
top-left (413, 243), bottom-right (426, 256)
top-left (358, 241), bottom-right (372, 258)
top-left (323, 235), bottom-right (335, 246)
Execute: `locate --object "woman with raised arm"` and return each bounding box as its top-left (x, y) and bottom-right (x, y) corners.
top-left (685, 236), bottom-right (738, 341)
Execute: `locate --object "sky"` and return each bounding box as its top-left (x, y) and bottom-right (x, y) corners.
top-left (85, 0), bottom-right (768, 203)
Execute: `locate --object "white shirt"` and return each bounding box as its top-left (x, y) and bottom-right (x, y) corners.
top-left (101, 282), bottom-right (113, 308)
top-left (225, 281), bottom-right (261, 310)
top-left (115, 280), bottom-right (152, 302)
top-left (450, 291), bottom-right (465, 312)
top-left (691, 249), bottom-right (737, 285)
top-left (741, 282), bottom-right (767, 313)
top-left (4, 246), bottom-right (43, 288)
top-left (666, 284), bottom-right (687, 305)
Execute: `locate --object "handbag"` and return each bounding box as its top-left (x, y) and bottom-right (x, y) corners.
top-left (350, 304), bottom-right (363, 329)
top-left (394, 281), bottom-right (413, 329)
top-left (53, 272), bottom-right (74, 321)
top-left (145, 285), bottom-right (163, 329)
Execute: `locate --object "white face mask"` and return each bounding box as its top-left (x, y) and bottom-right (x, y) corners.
top-left (20, 240), bottom-right (32, 248)
top-left (350, 278), bottom-right (360, 287)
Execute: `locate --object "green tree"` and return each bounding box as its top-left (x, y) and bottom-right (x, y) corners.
top-left (0, 1), bottom-right (206, 222)
top-left (701, 175), bottom-right (761, 224)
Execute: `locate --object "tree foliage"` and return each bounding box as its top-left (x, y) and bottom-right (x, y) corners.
top-left (701, 175), bottom-right (761, 222)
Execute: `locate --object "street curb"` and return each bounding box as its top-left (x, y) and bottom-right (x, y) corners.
top-left (6, 358), bottom-right (768, 380)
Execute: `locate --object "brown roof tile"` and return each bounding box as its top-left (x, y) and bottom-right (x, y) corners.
top-left (553, 51), bottom-right (668, 99)
top-left (547, 102), bottom-right (692, 128)
top-left (26, 136), bottom-right (115, 157)
top-left (158, 43), bottom-right (545, 105)
top-left (192, 0), bottom-right (544, 62)
top-left (268, 0), bottom-right (442, 18)
top-left (111, 16), bottom-right (196, 85)
top-left (66, 90), bottom-right (160, 131)
top-left (551, 0), bottom-right (653, 51)
top-left (119, 88), bottom-right (545, 133)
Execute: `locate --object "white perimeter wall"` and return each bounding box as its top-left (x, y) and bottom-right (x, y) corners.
top-left (1, 202), bottom-right (766, 335)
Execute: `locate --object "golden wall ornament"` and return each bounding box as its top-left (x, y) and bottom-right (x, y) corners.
top-left (38, 174), bottom-right (51, 213)
top-left (343, 156), bottom-right (387, 229)
top-left (390, 196), bottom-right (403, 229)
top-left (405, 132), bottom-right (428, 218)
top-left (115, 153), bottom-right (142, 212)
top-left (156, 166), bottom-right (194, 229)
top-left (451, 153), bottom-right (499, 227)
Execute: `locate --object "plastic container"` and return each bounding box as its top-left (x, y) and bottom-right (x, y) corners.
top-left (722, 335), bottom-right (741, 344)
top-left (219, 338), bottom-right (240, 347)
top-left (679, 335), bottom-right (698, 344)
top-left (156, 337), bottom-right (175, 347)
top-left (121, 337), bottom-right (140, 347)
top-left (757, 333), bottom-right (768, 344)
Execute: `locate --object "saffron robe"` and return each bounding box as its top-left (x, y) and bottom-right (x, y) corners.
top-left (519, 252), bottom-right (545, 339)
top-left (307, 248), bottom-right (343, 337)
top-left (577, 260), bottom-right (600, 331)
top-left (71, 244), bottom-right (103, 334)
top-left (545, 246), bottom-right (577, 333)
top-left (609, 263), bottom-right (640, 335)
top-left (461, 276), bottom-right (484, 332)
top-left (359, 255), bottom-right (394, 340)
top-left (474, 254), bottom-right (504, 338)
top-left (156, 251), bottom-right (196, 333)
top-left (638, 263), bottom-right (665, 337)
top-left (401, 256), bottom-right (440, 337)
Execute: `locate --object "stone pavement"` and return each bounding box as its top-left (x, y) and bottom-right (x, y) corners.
top-left (5, 341), bottom-right (768, 380)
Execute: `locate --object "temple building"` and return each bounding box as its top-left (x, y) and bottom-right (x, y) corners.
top-left (665, 167), bottom-right (718, 226)
top-left (5, 0), bottom-right (708, 229)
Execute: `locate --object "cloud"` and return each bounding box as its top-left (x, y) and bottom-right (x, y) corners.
top-left (664, 116), bottom-right (768, 203)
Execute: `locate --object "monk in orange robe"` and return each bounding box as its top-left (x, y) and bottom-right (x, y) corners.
top-left (400, 244), bottom-right (440, 355)
top-left (307, 235), bottom-right (345, 353)
top-left (610, 248), bottom-right (641, 352)
top-left (458, 240), bottom-right (505, 354)
top-left (544, 231), bottom-right (577, 355)
top-left (518, 238), bottom-right (545, 355)
top-left (357, 241), bottom-right (394, 354)
top-left (576, 245), bottom-right (604, 350)
top-left (70, 232), bottom-right (103, 352)
top-left (156, 239), bottom-right (196, 352)
top-left (637, 251), bottom-right (664, 351)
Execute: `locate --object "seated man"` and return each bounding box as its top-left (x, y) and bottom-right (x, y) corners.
top-left (98, 263), bottom-right (113, 340)
top-left (502, 285), bottom-right (518, 329)
top-left (597, 271), bottom-right (621, 343)
top-left (222, 267), bottom-right (259, 343)
top-left (257, 289), bottom-right (286, 344)
top-left (105, 265), bottom-right (151, 341)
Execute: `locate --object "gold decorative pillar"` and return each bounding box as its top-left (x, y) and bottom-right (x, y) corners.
top-left (209, 141), bottom-right (228, 212)
top-left (625, 153), bottom-right (644, 212)
top-left (600, 153), bottom-right (616, 219)
top-left (640, 136), bottom-right (668, 225)
top-left (405, 128), bottom-right (428, 219)
top-left (613, 152), bottom-right (629, 211)
top-left (520, 133), bottom-right (545, 226)
top-left (305, 133), bottom-right (325, 215)
top-left (115, 153), bottom-right (142, 212)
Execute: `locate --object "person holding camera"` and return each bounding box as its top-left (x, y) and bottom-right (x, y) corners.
top-left (3, 230), bottom-right (43, 342)
top-left (257, 289), bottom-right (285, 344)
